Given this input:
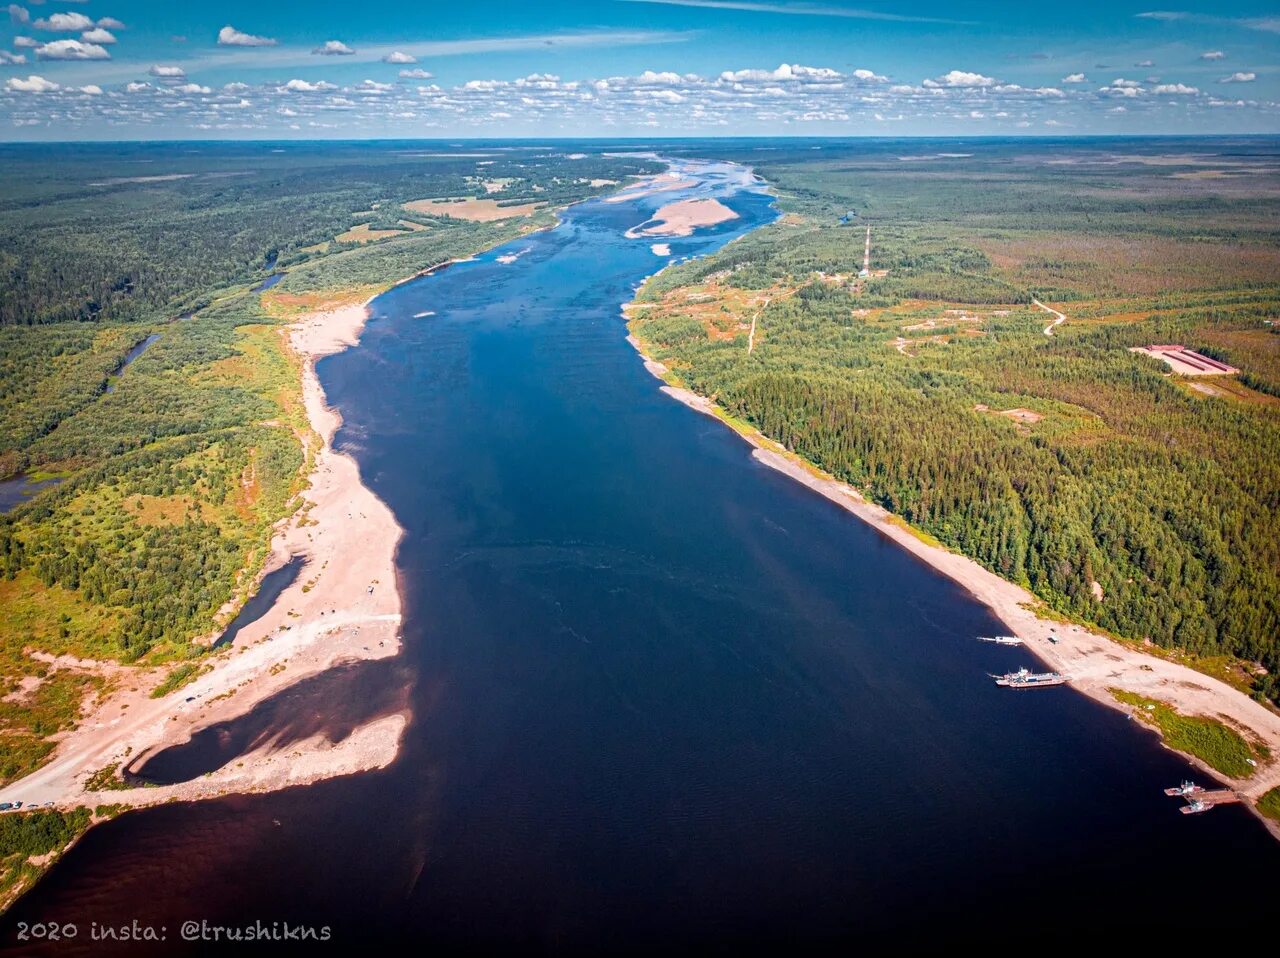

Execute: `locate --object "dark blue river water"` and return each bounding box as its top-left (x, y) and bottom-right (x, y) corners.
top-left (3, 160), bottom-right (1277, 954)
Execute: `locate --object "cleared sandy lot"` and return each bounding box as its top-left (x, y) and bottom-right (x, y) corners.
top-left (402, 197), bottom-right (544, 221)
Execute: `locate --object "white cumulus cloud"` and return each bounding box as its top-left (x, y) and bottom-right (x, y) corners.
top-left (3, 57), bottom-right (1272, 136)
top-left (638, 69), bottom-right (684, 84)
top-left (383, 51), bottom-right (416, 64)
top-left (0, 51), bottom-right (25, 64)
top-left (1100, 78), bottom-right (1145, 96)
top-left (719, 63), bottom-right (839, 82)
top-left (924, 70), bottom-right (995, 87)
top-left (7, 3), bottom-right (28, 24)
top-left (313, 40), bottom-right (355, 56)
top-left (1219, 71), bottom-right (1255, 83)
top-left (1061, 73), bottom-right (1087, 83)
top-left (80, 27), bottom-right (115, 44)
top-left (218, 25), bottom-right (276, 47)
top-left (1199, 50), bottom-right (1225, 60)
top-left (32, 11), bottom-right (93, 31)
top-left (35, 38), bottom-right (110, 60)
top-left (280, 79), bottom-right (337, 93)
top-left (6, 73), bottom-right (59, 92)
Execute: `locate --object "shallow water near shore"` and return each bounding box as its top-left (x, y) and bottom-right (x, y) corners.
top-left (0, 473), bottom-right (62, 514)
top-left (207, 556), bottom-right (306, 652)
top-left (4, 159), bottom-right (1279, 953)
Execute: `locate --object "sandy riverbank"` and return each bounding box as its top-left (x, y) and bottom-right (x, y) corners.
top-left (604, 172), bottom-right (696, 204)
top-left (2, 301), bottom-right (407, 813)
top-left (627, 198), bottom-right (739, 239)
top-left (626, 330), bottom-right (1280, 837)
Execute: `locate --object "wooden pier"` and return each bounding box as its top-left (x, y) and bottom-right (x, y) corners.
top-left (1164, 783), bottom-right (1240, 814)
top-left (1194, 789), bottom-right (1240, 806)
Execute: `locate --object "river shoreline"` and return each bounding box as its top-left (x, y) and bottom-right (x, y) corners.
top-left (0, 181), bottom-right (648, 915)
top-left (0, 297), bottom-right (413, 913)
top-left (6, 157), bottom-right (1278, 940)
top-left (624, 328), bottom-right (1280, 839)
top-left (0, 300), bottom-right (408, 819)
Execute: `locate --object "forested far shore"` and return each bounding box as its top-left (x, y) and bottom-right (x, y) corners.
top-left (0, 142), bottom-right (659, 327)
top-left (634, 138), bottom-right (1280, 704)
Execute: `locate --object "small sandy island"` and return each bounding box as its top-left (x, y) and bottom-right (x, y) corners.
top-left (3, 302), bottom-right (407, 813)
top-left (626, 329), bottom-right (1280, 838)
top-left (604, 172), bottom-right (696, 204)
top-left (627, 198), bottom-right (739, 239)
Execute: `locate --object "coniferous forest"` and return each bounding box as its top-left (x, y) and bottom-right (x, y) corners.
top-left (633, 138), bottom-right (1280, 704)
top-left (2, 137), bottom-right (1279, 794)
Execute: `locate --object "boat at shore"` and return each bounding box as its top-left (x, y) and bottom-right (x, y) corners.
top-left (992, 667), bottom-right (1066, 688)
top-left (977, 635), bottom-right (1022, 645)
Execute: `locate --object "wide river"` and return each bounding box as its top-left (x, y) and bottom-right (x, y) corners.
top-left (4, 159), bottom-right (1278, 953)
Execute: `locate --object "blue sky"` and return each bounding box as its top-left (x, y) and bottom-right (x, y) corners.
top-left (1, 1), bottom-right (1277, 137)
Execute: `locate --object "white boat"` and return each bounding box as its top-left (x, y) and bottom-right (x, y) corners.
top-left (977, 635), bottom-right (1022, 646)
top-left (992, 668), bottom-right (1066, 688)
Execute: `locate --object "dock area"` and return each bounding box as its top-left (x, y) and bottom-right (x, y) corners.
top-left (992, 667), bottom-right (1066, 688)
top-left (1164, 782), bottom-right (1241, 815)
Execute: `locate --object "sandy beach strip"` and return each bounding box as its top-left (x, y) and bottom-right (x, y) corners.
top-left (604, 173), bottom-right (697, 204)
top-left (3, 301), bottom-right (408, 812)
top-left (626, 198), bottom-right (739, 238)
top-left (4, 198), bottom-right (586, 819)
top-left (625, 330), bottom-right (1280, 837)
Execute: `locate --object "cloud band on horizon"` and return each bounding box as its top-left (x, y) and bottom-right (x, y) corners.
top-left (614, 0), bottom-right (974, 25)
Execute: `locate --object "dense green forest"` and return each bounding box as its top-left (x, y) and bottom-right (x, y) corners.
top-left (634, 139), bottom-right (1280, 702)
top-left (0, 143), bottom-right (657, 784)
top-left (0, 804), bottom-right (114, 907)
top-left (0, 142), bottom-right (657, 326)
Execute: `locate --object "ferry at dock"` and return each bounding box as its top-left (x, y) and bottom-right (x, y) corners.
top-left (992, 667), bottom-right (1066, 689)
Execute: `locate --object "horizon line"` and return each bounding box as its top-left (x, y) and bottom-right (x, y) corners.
top-left (4, 132), bottom-right (1280, 145)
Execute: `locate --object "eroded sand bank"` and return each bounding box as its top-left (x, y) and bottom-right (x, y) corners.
top-left (5, 302), bottom-right (407, 811)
